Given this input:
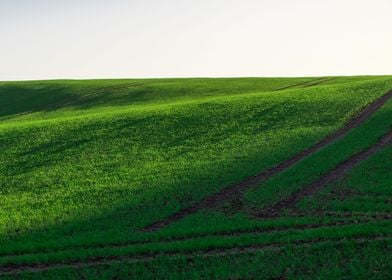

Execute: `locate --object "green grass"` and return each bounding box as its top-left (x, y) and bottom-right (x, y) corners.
top-left (133, 93), bottom-right (392, 239)
top-left (1, 220), bottom-right (391, 265)
top-left (9, 240), bottom-right (392, 280)
top-left (244, 95), bottom-right (392, 210)
top-left (1, 76), bottom-right (392, 278)
top-left (298, 144), bottom-right (392, 213)
top-left (0, 77), bottom-right (319, 122)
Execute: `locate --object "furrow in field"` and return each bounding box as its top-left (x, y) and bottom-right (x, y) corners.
top-left (141, 89), bottom-right (392, 231)
top-left (256, 130), bottom-right (392, 218)
top-left (301, 77), bottom-right (336, 88)
top-left (0, 235), bottom-right (390, 276)
top-left (272, 77), bottom-right (329, 91)
top-left (3, 216), bottom-right (388, 261)
top-left (284, 211), bottom-right (392, 219)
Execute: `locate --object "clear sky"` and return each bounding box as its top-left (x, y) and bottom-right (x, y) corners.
top-left (1, 0), bottom-right (391, 80)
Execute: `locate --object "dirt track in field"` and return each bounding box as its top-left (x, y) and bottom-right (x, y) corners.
top-left (0, 234), bottom-right (390, 276)
top-left (256, 130), bottom-right (392, 218)
top-left (273, 77), bottom-right (334, 91)
top-left (3, 216), bottom-right (389, 263)
top-left (141, 89), bottom-right (392, 232)
top-left (285, 211), bottom-right (392, 220)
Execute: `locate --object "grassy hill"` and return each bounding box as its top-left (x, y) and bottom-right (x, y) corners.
top-left (0, 76), bottom-right (391, 279)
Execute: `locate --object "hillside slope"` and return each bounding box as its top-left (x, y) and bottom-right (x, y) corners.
top-left (0, 76), bottom-right (391, 279)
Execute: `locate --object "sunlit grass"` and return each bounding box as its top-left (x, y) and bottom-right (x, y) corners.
top-left (1, 76), bottom-right (392, 278)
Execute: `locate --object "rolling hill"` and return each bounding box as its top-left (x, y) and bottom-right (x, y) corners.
top-left (0, 76), bottom-right (391, 279)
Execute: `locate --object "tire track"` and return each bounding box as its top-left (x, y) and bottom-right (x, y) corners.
top-left (142, 89), bottom-right (392, 231)
top-left (256, 130), bottom-right (392, 218)
top-left (1, 235), bottom-right (390, 276)
top-left (2, 217), bottom-right (387, 261)
top-left (301, 77), bottom-right (336, 88)
top-left (284, 210), bottom-right (392, 220)
top-left (273, 77), bottom-right (331, 91)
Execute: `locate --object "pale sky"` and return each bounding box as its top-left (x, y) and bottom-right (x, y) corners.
top-left (1, 0), bottom-right (391, 80)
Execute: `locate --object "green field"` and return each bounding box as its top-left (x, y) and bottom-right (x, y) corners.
top-left (1, 76), bottom-right (391, 279)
